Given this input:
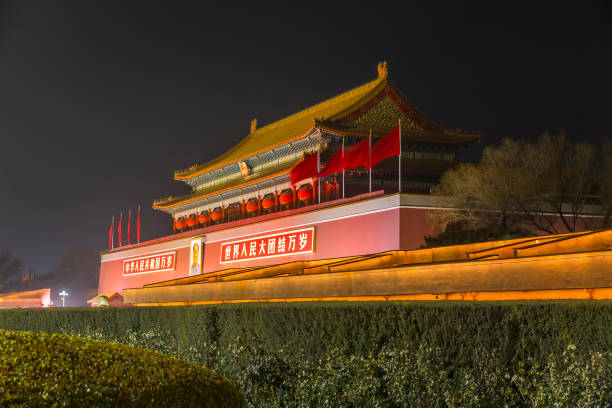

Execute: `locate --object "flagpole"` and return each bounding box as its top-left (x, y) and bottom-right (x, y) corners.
top-left (137, 205), bottom-right (141, 243)
top-left (317, 150), bottom-right (321, 204)
top-left (111, 215), bottom-right (114, 249)
top-left (342, 137), bottom-right (345, 199)
top-left (398, 119), bottom-right (402, 194)
top-left (369, 129), bottom-right (372, 193)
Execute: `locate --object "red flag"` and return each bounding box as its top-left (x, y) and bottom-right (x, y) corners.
top-left (343, 138), bottom-right (370, 170)
top-left (127, 209), bottom-right (131, 244)
top-left (118, 212), bottom-right (122, 247)
top-left (20, 273), bottom-right (29, 284)
top-left (137, 205), bottom-right (141, 243)
top-left (318, 144), bottom-right (344, 177)
top-left (370, 125), bottom-right (401, 169)
top-left (290, 152), bottom-right (319, 185)
top-left (108, 216), bottom-right (114, 249)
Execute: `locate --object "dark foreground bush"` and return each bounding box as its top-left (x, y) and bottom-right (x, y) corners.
top-left (0, 329), bottom-right (246, 408)
top-left (48, 330), bottom-right (612, 407)
top-left (0, 302), bottom-right (610, 406)
top-left (0, 301), bottom-right (610, 368)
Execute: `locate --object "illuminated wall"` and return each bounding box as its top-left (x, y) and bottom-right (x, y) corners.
top-left (99, 194), bottom-right (434, 295)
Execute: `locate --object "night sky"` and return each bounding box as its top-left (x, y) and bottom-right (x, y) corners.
top-left (0, 0), bottom-right (610, 275)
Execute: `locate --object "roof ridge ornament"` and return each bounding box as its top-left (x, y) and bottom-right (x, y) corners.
top-left (250, 118), bottom-right (257, 135)
top-left (377, 61), bottom-right (388, 80)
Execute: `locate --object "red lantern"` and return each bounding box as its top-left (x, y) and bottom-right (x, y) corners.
top-left (262, 197), bottom-right (275, 209)
top-left (246, 201), bottom-right (258, 213)
top-left (174, 217), bottom-right (185, 230)
top-left (198, 212), bottom-right (209, 225)
top-left (211, 209), bottom-right (222, 221)
top-left (279, 192), bottom-right (293, 205)
top-left (186, 214), bottom-right (197, 227)
top-left (298, 188), bottom-right (312, 201)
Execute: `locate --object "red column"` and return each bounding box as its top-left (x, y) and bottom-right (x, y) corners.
top-left (275, 191), bottom-right (279, 212)
top-left (257, 194), bottom-right (262, 216)
top-left (312, 180), bottom-right (317, 205)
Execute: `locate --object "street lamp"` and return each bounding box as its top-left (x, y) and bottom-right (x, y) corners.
top-left (59, 290), bottom-right (69, 307)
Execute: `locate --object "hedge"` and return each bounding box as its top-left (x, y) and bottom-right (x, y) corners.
top-left (0, 301), bottom-right (609, 368)
top-left (0, 329), bottom-right (246, 408)
top-left (0, 302), bottom-right (610, 407)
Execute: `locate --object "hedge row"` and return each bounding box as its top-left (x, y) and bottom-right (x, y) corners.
top-left (0, 301), bottom-right (610, 367)
top-left (0, 329), bottom-right (246, 407)
top-left (59, 328), bottom-right (612, 407)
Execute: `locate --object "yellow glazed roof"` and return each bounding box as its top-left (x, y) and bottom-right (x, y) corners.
top-left (154, 158), bottom-right (300, 210)
top-left (175, 63), bottom-right (405, 180)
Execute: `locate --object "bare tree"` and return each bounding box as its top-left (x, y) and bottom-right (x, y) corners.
top-left (432, 133), bottom-right (604, 235)
top-left (596, 137), bottom-right (612, 227)
top-left (517, 132), bottom-right (597, 233)
top-left (430, 139), bottom-right (527, 232)
top-left (0, 251), bottom-right (24, 293)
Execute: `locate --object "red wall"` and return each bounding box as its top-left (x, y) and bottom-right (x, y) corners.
top-left (98, 192), bottom-right (603, 297)
top-left (99, 246), bottom-right (191, 295)
top-left (98, 198), bottom-right (440, 295)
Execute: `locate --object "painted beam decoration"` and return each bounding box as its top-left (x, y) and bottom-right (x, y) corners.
top-left (123, 251), bottom-right (176, 276)
top-left (220, 227), bottom-right (315, 263)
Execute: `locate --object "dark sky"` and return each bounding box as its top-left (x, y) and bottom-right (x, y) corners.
top-left (0, 0), bottom-right (610, 275)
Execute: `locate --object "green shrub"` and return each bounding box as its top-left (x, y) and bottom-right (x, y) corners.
top-left (0, 329), bottom-right (246, 408)
top-left (53, 329), bottom-right (611, 408)
top-left (512, 345), bottom-right (612, 408)
top-left (0, 301), bottom-right (609, 368)
top-left (0, 302), bottom-right (610, 407)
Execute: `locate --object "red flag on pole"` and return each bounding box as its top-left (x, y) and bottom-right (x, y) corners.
top-left (127, 209), bottom-right (131, 244)
top-left (370, 125), bottom-right (401, 169)
top-left (118, 212), bottom-right (122, 247)
top-left (343, 137), bottom-right (370, 170)
top-left (137, 205), bottom-right (141, 243)
top-left (318, 144), bottom-right (344, 177)
top-left (108, 215), bottom-right (114, 249)
top-left (290, 152), bottom-right (319, 185)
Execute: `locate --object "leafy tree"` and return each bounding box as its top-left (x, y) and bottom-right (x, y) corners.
top-left (431, 132), bottom-right (609, 234)
top-left (0, 251), bottom-right (24, 292)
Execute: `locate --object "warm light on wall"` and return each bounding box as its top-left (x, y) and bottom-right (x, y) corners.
top-left (131, 286), bottom-right (612, 306)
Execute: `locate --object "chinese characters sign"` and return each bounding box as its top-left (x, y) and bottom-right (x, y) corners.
top-left (220, 227), bottom-right (315, 263)
top-left (123, 251), bottom-right (176, 276)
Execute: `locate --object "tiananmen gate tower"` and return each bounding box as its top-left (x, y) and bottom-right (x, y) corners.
top-left (93, 62), bottom-right (612, 306)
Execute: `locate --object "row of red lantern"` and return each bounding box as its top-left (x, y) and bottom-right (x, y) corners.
top-left (173, 186), bottom-right (316, 232)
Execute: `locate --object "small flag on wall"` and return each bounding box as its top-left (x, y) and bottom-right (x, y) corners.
top-left (127, 209), bottom-right (132, 244)
top-left (118, 212), bottom-right (123, 247)
top-left (137, 205), bottom-right (141, 243)
top-left (108, 215), bottom-right (114, 249)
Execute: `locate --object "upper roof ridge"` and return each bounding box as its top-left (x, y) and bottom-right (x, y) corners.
top-left (250, 75), bottom-right (384, 136)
